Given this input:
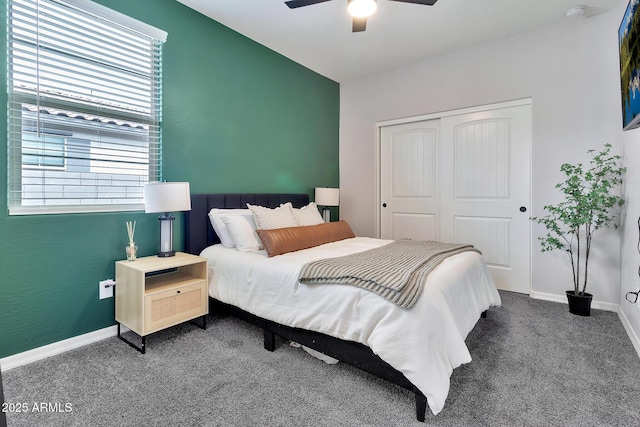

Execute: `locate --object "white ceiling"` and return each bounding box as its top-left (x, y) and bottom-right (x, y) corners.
top-left (176, 0), bottom-right (620, 83)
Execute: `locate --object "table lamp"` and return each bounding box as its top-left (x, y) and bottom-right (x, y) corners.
top-left (315, 187), bottom-right (340, 222)
top-left (144, 182), bottom-right (191, 257)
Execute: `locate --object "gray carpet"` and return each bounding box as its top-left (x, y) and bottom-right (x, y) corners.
top-left (3, 291), bottom-right (640, 427)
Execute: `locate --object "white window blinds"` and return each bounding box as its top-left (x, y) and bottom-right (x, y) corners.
top-left (7, 0), bottom-right (167, 215)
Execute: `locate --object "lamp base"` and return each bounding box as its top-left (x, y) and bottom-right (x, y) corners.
top-left (157, 214), bottom-right (176, 257)
top-left (322, 207), bottom-right (331, 223)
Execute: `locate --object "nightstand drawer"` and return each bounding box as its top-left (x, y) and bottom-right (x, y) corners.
top-left (143, 281), bottom-right (207, 334)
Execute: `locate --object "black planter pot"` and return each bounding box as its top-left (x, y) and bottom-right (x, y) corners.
top-left (566, 291), bottom-right (593, 316)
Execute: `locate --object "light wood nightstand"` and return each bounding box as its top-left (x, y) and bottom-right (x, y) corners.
top-left (115, 252), bottom-right (208, 353)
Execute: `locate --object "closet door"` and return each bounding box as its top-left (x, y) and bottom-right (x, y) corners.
top-left (379, 101), bottom-right (531, 294)
top-left (440, 104), bottom-right (531, 294)
top-left (380, 119), bottom-right (441, 241)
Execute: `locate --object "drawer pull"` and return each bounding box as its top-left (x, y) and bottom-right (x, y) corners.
top-left (176, 290), bottom-right (181, 294)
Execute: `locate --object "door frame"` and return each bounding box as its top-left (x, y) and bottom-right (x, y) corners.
top-left (375, 98), bottom-right (533, 294)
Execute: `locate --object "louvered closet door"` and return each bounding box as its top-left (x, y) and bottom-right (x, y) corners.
top-left (440, 104), bottom-right (531, 294)
top-left (380, 119), bottom-right (441, 241)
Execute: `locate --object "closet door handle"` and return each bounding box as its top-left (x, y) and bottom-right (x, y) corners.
top-left (519, 206), bottom-right (527, 212)
top-left (382, 203), bottom-right (387, 208)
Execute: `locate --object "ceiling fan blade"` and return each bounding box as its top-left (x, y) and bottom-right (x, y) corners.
top-left (352, 16), bottom-right (367, 32)
top-left (285, 0), bottom-right (333, 8)
top-left (387, 0), bottom-right (438, 5)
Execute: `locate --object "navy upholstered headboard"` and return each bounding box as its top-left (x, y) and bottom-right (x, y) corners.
top-left (184, 193), bottom-right (310, 256)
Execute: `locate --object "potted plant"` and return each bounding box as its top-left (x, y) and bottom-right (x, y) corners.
top-left (532, 143), bottom-right (625, 316)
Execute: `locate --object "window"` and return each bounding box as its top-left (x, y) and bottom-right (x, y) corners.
top-left (7, 0), bottom-right (167, 214)
top-left (22, 132), bottom-right (65, 168)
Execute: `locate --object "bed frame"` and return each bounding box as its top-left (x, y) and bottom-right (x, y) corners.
top-left (185, 193), bottom-right (436, 421)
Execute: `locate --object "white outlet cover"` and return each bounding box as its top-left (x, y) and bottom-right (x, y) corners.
top-left (99, 280), bottom-right (114, 299)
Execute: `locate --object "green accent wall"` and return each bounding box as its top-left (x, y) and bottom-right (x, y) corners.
top-left (0, 0), bottom-right (339, 358)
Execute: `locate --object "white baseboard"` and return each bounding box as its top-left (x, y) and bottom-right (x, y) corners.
top-left (530, 290), bottom-right (619, 312)
top-left (0, 325), bottom-right (118, 372)
top-left (618, 308), bottom-right (640, 358)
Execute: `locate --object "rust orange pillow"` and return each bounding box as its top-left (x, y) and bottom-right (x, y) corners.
top-left (256, 220), bottom-right (355, 257)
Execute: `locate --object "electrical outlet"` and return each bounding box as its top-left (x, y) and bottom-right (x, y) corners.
top-left (99, 279), bottom-right (115, 299)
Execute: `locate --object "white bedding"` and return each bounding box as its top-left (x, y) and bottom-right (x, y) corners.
top-left (200, 237), bottom-right (501, 415)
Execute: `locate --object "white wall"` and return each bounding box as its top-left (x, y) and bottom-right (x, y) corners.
top-left (621, 128), bottom-right (640, 348)
top-left (340, 6), bottom-right (627, 307)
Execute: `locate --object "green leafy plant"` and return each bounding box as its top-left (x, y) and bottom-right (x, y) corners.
top-left (532, 143), bottom-right (625, 296)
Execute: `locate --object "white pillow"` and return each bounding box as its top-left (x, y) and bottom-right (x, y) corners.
top-left (221, 215), bottom-right (261, 252)
top-left (292, 202), bottom-right (324, 226)
top-left (247, 202), bottom-right (299, 230)
top-left (208, 208), bottom-right (253, 248)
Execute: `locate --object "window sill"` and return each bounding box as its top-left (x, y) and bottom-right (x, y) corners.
top-left (9, 204), bottom-right (145, 216)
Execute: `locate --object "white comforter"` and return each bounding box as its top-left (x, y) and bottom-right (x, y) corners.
top-left (200, 237), bottom-right (501, 415)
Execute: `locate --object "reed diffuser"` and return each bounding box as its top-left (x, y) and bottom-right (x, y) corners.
top-left (126, 220), bottom-right (137, 261)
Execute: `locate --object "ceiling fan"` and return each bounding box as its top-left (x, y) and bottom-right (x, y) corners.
top-left (285, 0), bottom-right (438, 32)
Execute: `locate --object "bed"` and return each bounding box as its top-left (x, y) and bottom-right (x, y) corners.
top-left (184, 193), bottom-right (501, 421)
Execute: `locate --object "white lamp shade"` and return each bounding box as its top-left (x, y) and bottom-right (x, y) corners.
top-left (144, 182), bottom-right (191, 213)
top-left (315, 187), bottom-right (340, 206)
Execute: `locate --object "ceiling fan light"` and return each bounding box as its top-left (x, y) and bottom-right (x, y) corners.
top-left (348, 0), bottom-right (377, 18)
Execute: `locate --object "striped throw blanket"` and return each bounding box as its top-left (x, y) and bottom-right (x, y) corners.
top-left (298, 239), bottom-right (480, 309)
